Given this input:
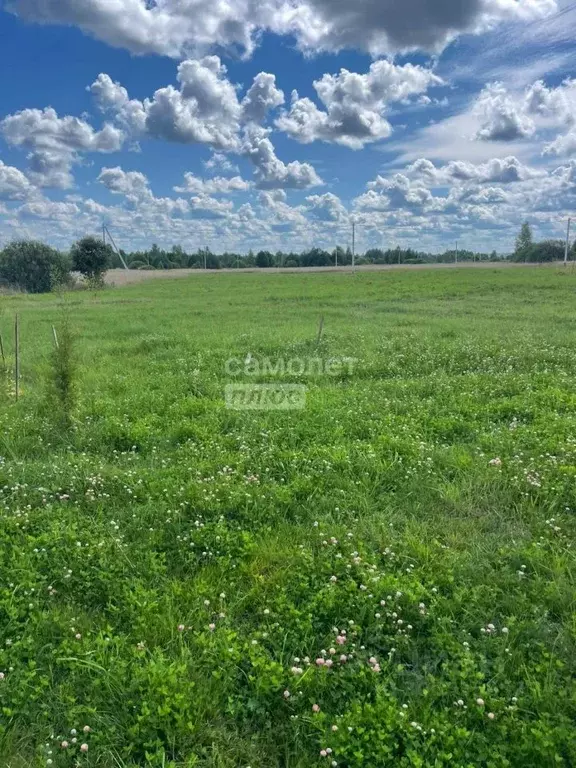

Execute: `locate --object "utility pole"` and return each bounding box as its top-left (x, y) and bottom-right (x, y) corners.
top-left (335, 247), bottom-right (338, 268)
top-left (564, 217), bottom-right (571, 265)
top-left (352, 222), bottom-right (356, 271)
top-left (455, 241), bottom-right (458, 264)
top-left (104, 225), bottom-right (129, 269)
top-left (204, 248), bottom-right (207, 270)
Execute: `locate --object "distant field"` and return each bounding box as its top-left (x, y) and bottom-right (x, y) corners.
top-left (1, 267), bottom-right (575, 767)
top-left (104, 259), bottom-right (546, 285)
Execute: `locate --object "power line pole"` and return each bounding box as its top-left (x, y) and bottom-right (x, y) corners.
top-left (455, 241), bottom-right (458, 264)
top-left (104, 225), bottom-right (129, 270)
top-left (564, 217), bottom-right (571, 265)
top-left (352, 222), bottom-right (356, 271)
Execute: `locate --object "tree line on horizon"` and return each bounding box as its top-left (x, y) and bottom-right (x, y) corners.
top-left (0, 224), bottom-right (575, 293)
top-left (109, 223), bottom-right (576, 269)
top-left (116, 244), bottom-right (498, 270)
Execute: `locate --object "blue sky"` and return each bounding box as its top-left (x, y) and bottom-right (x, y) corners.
top-left (0, 0), bottom-right (575, 254)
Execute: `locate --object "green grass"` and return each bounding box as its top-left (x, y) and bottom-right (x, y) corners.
top-left (0, 266), bottom-right (575, 767)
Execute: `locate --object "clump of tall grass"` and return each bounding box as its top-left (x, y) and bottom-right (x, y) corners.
top-left (46, 314), bottom-right (76, 430)
top-left (0, 315), bottom-right (8, 403)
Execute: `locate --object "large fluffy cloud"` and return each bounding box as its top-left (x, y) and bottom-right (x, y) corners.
top-left (356, 173), bottom-right (448, 212)
top-left (472, 78), bottom-right (576, 151)
top-left (278, 0), bottom-right (555, 57)
top-left (98, 166), bottom-right (151, 200)
top-left (19, 199), bottom-right (80, 219)
top-left (142, 56), bottom-right (242, 150)
top-left (0, 160), bottom-right (35, 200)
top-left (89, 59), bottom-right (284, 152)
top-left (276, 61), bottom-right (442, 149)
top-left (406, 156), bottom-right (544, 185)
top-left (529, 79), bottom-right (576, 156)
top-left (242, 127), bottom-right (323, 190)
top-left (8, 0), bottom-right (556, 59)
top-left (89, 63), bottom-right (322, 189)
top-left (89, 58), bottom-right (241, 150)
top-left (174, 173), bottom-right (252, 195)
top-left (474, 83), bottom-right (536, 141)
top-left (305, 193), bottom-right (348, 222)
top-left (241, 73), bottom-right (284, 124)
top-left (0, 107), bottom-right (124, 188)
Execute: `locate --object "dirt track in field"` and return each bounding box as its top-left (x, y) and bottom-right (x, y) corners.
top-left (105, 260), bottom-right (557, 286)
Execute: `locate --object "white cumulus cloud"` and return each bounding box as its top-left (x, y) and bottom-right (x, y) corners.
top-left (277, 61), bottom-right (442, 149)
top-left (98, 166), bottom-right (151, 200)
top-left (0, 160), bottom-right (35, 200)
top-left (1, 107), bottom-right (124, 188)
top-left (474, 83), bottom-right (536, 141)
top-left (407, 156), bottom-right (544, 185)
top-left (242, 127), bottom-right (323, 190)
top-left (174, 173), bottom-right (251, 194)
top-left (8, 0), bottom-right (556, 58)
top-left (241, 73), bottom-right (284, 124)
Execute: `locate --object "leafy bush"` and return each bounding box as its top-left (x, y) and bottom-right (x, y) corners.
top-left (70, 236), bottom-right (113, 285)
top-left (46, 316), bottom-right (76, 430)
top-left (0, 240), bottom-right (71, 293)
top-left (523, 239), bottom-right (565, 263)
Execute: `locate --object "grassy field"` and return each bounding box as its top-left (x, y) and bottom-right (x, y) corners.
top-left (0, 266), bottom-right (575, 767)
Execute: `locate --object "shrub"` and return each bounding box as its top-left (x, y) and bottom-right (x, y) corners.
top-left (0, 240), bottom-right (71, 293)
top-left (70, 236), bottom-right (113, 285)
top-left (46, 316), bottom-right (76, 430)
top-left (524, 240), bottom-right (565, 263)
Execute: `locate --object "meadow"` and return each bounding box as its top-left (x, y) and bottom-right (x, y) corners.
top-left (0, 266), bottom-right (575, 767)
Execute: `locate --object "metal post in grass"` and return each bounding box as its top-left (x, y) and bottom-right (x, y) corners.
top-left (14, 314), bottom-right (19, 401)
top-left (316, 315), bottom-right (325, 347)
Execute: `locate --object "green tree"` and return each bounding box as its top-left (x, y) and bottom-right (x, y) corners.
top-left (514, 222), bottom-right (533, 261)
top-left (256, 250), bottom-right (273, 268)
top-left (525, 240), bottom-right (564, 263)
top-left (71, 236), bottom-right (113, 284)
top-left (0, 240), bottom-right (70, 293)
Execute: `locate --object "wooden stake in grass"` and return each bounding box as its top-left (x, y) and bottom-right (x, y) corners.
top-left (14, 313), bottom-right (19, 401)
top-left (52, 326), bottom-right (59, 349)
top-left (316, 315), bottom-right (325, 347)
top-left (0, 332), bottom-right (5, 367)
